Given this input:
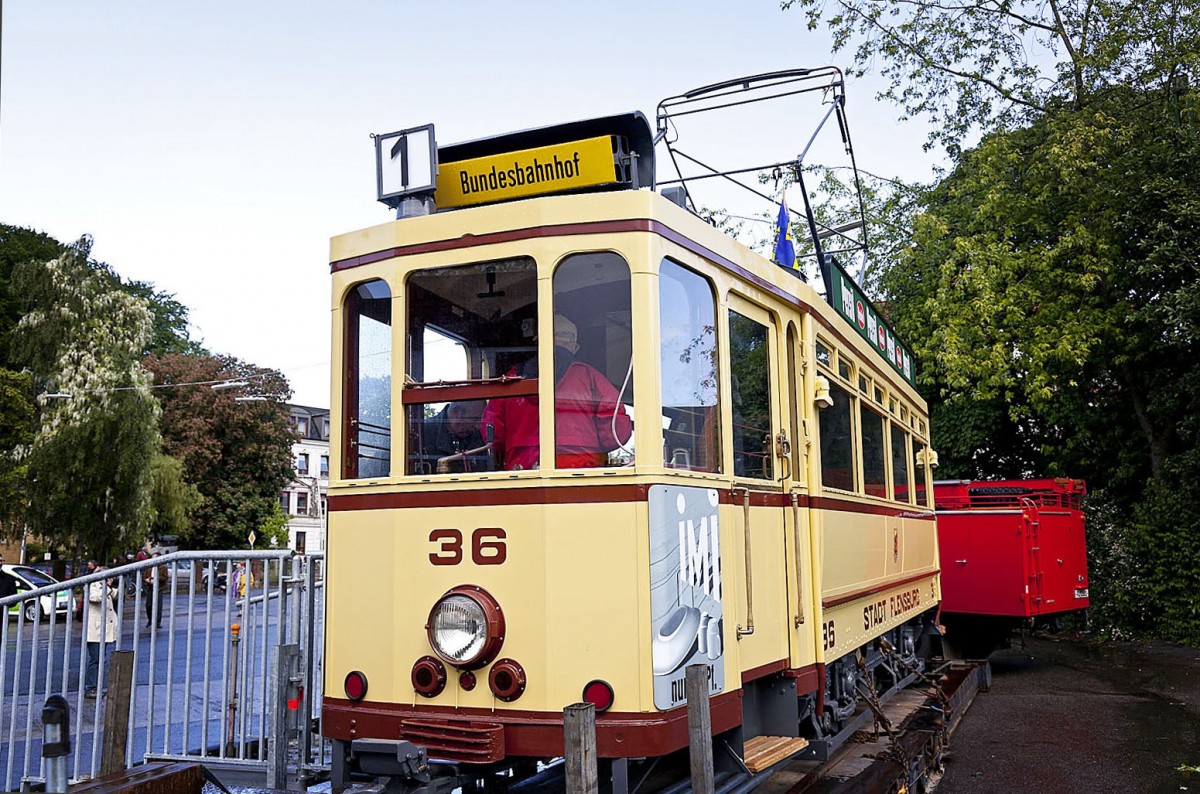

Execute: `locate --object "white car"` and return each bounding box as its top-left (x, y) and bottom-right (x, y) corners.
top-left (1, 564), bottom-right (73, 622)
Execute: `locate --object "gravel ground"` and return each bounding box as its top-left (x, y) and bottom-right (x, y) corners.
top-left (935, 634), bottom-right (1200, 794)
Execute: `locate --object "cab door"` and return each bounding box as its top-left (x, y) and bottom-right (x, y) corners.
top-left (726, 296), bottom-right (789, 674)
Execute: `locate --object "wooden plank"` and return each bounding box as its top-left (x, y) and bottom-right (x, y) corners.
top-left (563, 703), bottom-right (598, 794)
top-left (744, 735), bottom-right (810, 774)
top-left (686, 665), bottom-right (715, 794)
top-left (100, 651), bottom-right (134, 776)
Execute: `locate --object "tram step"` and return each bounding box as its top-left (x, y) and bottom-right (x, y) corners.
top-left (743, 735), bottom-right (810, 773)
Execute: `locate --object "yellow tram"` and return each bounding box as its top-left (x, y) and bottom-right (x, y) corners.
top-left (322, 71), bottom-right (940, 791)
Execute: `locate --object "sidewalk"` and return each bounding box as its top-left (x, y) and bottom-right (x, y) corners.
top-left (935, 634), bottom-right (1200, 793)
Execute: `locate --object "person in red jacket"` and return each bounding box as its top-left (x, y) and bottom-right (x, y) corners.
top-left (482, 315), bottom-right (631, 470)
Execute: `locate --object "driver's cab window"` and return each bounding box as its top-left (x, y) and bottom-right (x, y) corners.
top-left (404, 258), bottom-right (537, 474)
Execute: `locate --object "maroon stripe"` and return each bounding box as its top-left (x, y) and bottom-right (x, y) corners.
top-left (822, 570), bottom-right (938, 609)
top-left (330, 215), bottom-right (922, 400)
top-left (329, 485), bottom-right (939, 514)
top-left (782, 663), bottom-right (822, 695)
top-left (323, 691), bottom-right (742, 758)
top-left (741, 658), bottom-right (789, 684)
top-left (811, 496), bottom-right (935, 520)
top-left (329, 219), bottom-right (656, 272)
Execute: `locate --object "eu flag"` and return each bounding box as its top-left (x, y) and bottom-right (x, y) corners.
top-left (772, 198), bottom-right (796, 270)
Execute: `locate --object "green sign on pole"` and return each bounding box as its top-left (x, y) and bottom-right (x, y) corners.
top-left (821, 257), bottom-right (916, 387)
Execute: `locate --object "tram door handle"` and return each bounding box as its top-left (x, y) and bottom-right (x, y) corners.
top-left (775, 430), bottom-right (792, 482)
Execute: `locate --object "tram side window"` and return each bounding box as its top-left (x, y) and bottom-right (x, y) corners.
top-left (913, 442), bottom-right (930, 507)
top-left (729, 310), bottom-right (773, 480)
top-left (343, 280), bottom-right (392, 479)
top-left (405, 258), bottom-right (537, 474)
top-left (892, 424), bottom-right (911, 503)
top-left (551, 253), bottom-right (633, 469)
top-left (659, 259), bottom-right (721, 472)
top-left (819, 381), bottom-right (854, 490)
top-left (861, 405), bottom-right (887, 498)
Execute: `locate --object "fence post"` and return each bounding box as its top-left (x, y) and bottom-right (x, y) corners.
top-left (268, 643), bottom-right (299, 789)
top-left (42, 695), bottom-right (70, 794)
top-left (100, 651), bottom-right (135, 776)
top-left (686, 664), bottom-right (715, 794)
top-left (227, 623), bottom-right (241, 753)
top-left (563, 702), bottom-right (598, 794)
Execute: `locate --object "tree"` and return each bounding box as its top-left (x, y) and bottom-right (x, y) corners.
top-left (789, 0), bottom-right (1200, 639)
top-left (148, 452), bottom-right (201, 541)
top-left (12, 238), bottom-right (160, 560)
top-left (0, 369), bottom-right (35, 540)
top-left (145, 353), bottom-right (295, 549)
top-left (785, 0), bottom-right (1200, 154)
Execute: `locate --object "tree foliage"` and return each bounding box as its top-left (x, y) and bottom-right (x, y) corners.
top-left (145, 353), bottom-right (295, 550)
top-left (12, 238), bottom-right (160, 559)
top-left (789, 0), bottom-right (1200, 640)
top-left (786, 0), bottom-right (1200, 153)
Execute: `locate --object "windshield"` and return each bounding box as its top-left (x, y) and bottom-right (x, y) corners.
top-left (15, 567), bottom-right (57, 587)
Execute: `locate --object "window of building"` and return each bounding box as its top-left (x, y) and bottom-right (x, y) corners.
top-left (819, 381), bottom-right (855, 491)
top-left (297, 453), bottom-right (309, 476)
top-left (551, 252), bottom-right (633, 468)
top-left (659, 259), bottom-right (720, 472)
top-left (343, 279), bottom-right (392, 479)
top-left (891, 424), bottom-right (910, 503)
top-left (297, 491), bottom-right (309, 515)
top-left (319, 455), bottom-right (329, 478)
top-left (295, 531), bottom-right (307, 555)
top-left (279, 492), bottom-right (291, 513)
top-left (295, 416), bottom-right (309, 436)
top-left (861, 404), bottom-right (887, 498)
top-left (729, 309), bottom-right (774, 480)
top-left (405, 257), bottom-right (537, 474)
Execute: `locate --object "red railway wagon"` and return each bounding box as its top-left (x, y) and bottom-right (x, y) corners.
top-left (935, 478), bottom-right (1090, 655)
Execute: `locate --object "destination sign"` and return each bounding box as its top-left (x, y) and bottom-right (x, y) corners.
top-left (823, 258), bottom-right (916, 387)
top-left (435, 135), bottom-right (621, 209)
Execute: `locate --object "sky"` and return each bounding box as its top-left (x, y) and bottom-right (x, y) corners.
top-left (0, 1), bottom-right (940, 407)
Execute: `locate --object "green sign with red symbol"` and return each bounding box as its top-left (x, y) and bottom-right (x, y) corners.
top-left (821, 257), bottom-right (916, 387)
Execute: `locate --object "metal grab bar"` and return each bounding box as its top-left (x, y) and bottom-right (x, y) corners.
top-left (792, 491), bottom-right (806, 627)
top-left (736, 488), bottom-right (755, 639)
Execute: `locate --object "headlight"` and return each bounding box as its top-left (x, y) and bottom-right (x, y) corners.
top-left (426, 586), bottom-right (505, 670)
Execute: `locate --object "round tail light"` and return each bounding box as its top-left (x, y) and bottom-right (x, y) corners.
top-left (343, 671), bottom-right (368, 701)
top-left (412, 656), bottom-right (447, 698)
top-left (582, 679), bottom-right (615, 712)
top-left (488, 658), bottom-right (526, 702)
top-left (426, 585), bottom-right (505, 670)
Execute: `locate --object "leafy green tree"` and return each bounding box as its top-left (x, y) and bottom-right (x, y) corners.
top-left (789, 0), bottom-right (1200, 639)
top-left (785, 0), bottom-right (1199, 154)
top-left (0, 369), bottom-right (35, 540)
top-left (147, 451), bottom-right (202, 542)
top-left (145, 353), bottom-right (295, 549)
top-left (257, 502), bottom-right (292, 550)
top-left (12, 238), bottom-right (160, 560)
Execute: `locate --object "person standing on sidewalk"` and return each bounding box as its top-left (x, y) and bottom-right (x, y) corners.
top-left (84, 568), bottom-right (118, 698)
top-left (143, 554), bottom-right (165, 629)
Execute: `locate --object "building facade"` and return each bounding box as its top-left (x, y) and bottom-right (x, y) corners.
top-left (281, 405), bottom-right (330, 554)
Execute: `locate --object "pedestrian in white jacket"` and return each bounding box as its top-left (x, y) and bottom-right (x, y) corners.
top-left (85, 569), bottom-right (118, 697)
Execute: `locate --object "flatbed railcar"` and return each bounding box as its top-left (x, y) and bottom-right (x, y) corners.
top-left (321, 70), bottom-right (942, 792)
top-left (935, 478), bottom-right (1090, 657)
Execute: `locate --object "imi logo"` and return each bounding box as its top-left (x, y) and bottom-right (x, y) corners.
top-left (678, 512), bottom-right (722, 601)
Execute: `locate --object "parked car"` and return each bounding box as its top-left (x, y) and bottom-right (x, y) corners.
top-left (2, 564), bottom-right (73, 622)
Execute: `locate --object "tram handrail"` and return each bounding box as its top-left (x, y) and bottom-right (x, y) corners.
top-left (736, 488), bottom-right (756, 638)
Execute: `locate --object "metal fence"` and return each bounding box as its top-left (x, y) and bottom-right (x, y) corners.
top-left (0, 550), bottom-right (327, 791)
